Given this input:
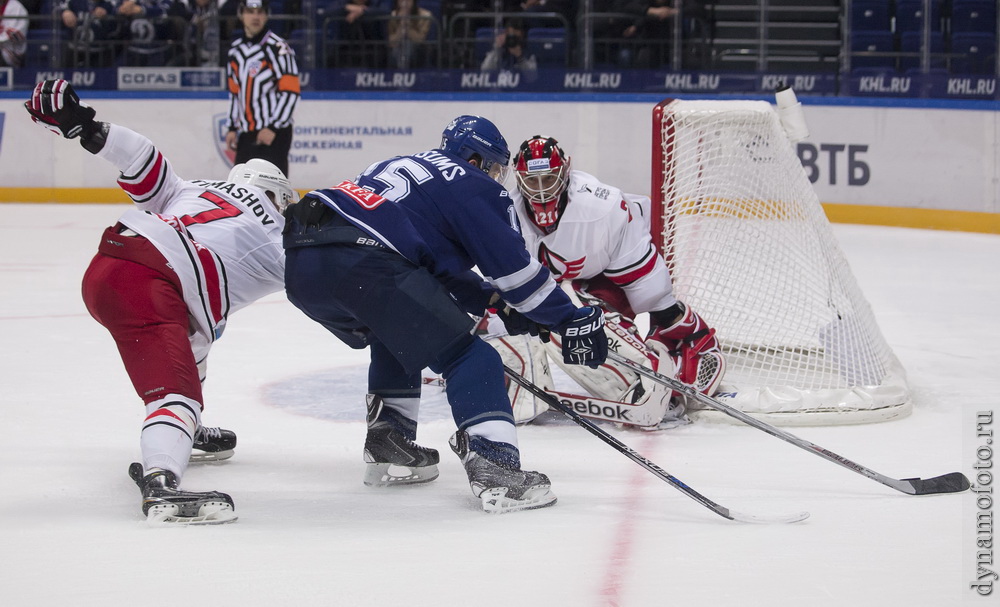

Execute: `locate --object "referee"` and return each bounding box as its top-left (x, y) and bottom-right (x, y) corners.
top-left (225, 0), bottom-right (300, 175)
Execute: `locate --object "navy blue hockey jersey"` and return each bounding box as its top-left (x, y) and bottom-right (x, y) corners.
top-left (307, 149), bottom-right (576, 329)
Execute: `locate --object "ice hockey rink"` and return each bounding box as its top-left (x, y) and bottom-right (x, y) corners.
top-left (1, 202), bottom-right (996, 607)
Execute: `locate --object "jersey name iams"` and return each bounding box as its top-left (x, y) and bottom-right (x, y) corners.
top-left (413, 150), bottom-right (467, 181)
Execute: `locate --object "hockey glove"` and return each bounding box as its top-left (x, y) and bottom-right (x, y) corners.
top-left (25, 79), bottom-right (98, 140)
top-left (497, 306), bottom-right (551, 343)
top-left (555, 306), bottom-right (607, 369)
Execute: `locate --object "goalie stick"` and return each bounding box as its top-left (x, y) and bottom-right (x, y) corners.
top-left (605, 351), bottom-right (971, 496)
top-left (502, 364), bottom-right (810, 524)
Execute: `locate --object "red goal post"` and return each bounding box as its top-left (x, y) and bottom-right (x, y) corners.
top-left (649, 98), bottom-right (911, 426)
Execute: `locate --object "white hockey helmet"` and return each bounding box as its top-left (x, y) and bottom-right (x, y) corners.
top-left (228, 159), bottom-right (298, 211)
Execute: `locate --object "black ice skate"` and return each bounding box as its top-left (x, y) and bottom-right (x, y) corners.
top-left (449, 430), bottom-right (557, 514)
top-left (190, 425), bottom-right (237, 463)
top-left (363, 395), bottom-right (440, 487)
top-left (128, 463), bottom-right (237, 525)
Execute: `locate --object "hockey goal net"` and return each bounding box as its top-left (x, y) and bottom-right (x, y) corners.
top-left (650, 98), bottom-right (911, 426)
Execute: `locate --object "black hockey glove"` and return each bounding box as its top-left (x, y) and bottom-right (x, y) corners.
top-left (498, 306), bottom-right (551, 343)
top-left (555, 306), bottom-right (607, 369)
top-left (25, 79), bottom-right (98, 141)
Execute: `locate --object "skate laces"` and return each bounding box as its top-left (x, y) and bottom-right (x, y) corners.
top-left (196, 426), bottom-right (222, 441)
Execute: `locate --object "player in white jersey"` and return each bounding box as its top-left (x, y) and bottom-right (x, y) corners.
top-left (25, 79), bottom-right (297, 525)
top-left (506, 135), bottom-right (725, 427)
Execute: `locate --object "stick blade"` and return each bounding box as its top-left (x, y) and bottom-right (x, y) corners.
top-left (902, 472), bottom-right (971, 495)
top-left (724, 508), bottom-right (811, 525)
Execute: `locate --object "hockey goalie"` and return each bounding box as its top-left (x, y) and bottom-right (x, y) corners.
top-left (490, 135), bottom-right (727, 430)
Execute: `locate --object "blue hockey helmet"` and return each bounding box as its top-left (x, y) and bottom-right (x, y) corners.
top-left (440, 115), bottom-right (511, 183)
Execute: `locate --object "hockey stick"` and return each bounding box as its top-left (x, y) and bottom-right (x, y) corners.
top-left (606, 351), bottom-right (971, 496)
top-left (502, 364), bottom-right (809, 524)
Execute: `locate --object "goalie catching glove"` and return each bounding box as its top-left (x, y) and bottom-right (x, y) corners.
top-left (554, 306), bottom-right (607, 368)
top-left (647, 302), bottom-right (725, 396)
top-left (25, 79), bottom-right (107, 153)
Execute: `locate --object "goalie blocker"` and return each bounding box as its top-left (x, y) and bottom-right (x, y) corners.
top-left (478, 284), bottom-right (686, 430)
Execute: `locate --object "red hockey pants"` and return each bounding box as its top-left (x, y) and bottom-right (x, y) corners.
top-left (81, 226), bottom-right (204, 407)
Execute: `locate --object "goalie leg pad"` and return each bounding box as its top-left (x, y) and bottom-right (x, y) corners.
top-left (648, 302), bottom-right (726, 397)
top-left (541, 283), bottom-right (686, 429)
top-left (480, 313), bottom-right (555, 424)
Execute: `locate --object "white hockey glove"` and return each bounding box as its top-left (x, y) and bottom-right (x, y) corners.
top-left (555, 306), bottom-right (607, 369)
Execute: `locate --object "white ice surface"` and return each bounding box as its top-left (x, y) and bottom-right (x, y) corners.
top-left (1, 204), bottom-right (996, 607)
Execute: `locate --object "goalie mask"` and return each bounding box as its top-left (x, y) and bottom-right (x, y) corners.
top-left (514, 136), bottom-right (571, 229)
top-left (228, 158), bottom-right (298, 211)
top-left (440, 115), bottom-right (511, 184)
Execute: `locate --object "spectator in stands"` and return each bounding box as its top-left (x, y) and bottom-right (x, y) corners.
top-left (387, 0), bottom-right (431, 69)
top-left (619, 0), bottom-right (675, 67)
top-left (623, 0), bottom-right (706, 68)
top-left (585, 0), bottom-right (635, 66)
top-left (597, 0), bottom-right (705, 68)
top-left (174, 0), bottom-right (223, 66)
top-left (116, 0), bottom-right (187, 65)
top-left (330, 0), bottom-right (388, 68)
top-left (60, 0), bottom-right (123, 67)
top-left (225, 0), bottom-right (299, 175)
top-left (480, 17), bottom-right (536, 79)
top-left (0, 0), bottom-right (28, 68)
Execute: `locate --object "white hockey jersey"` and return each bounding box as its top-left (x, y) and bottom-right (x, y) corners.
top-left (97, 125), bottom-right (285, 365)
top-left (510, 169), bottom-right (676, 315)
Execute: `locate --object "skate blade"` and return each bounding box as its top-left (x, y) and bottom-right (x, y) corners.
top-left (146, 502), bottom-right (238, 526)
top-left (364, 463), bottom-right (440, 487)
top-left (479, 486), bottom-right (558, 514)
top-left (189, 449), bottom-right (235, 463)
top-left (637, 417), bottom-right (692, 432)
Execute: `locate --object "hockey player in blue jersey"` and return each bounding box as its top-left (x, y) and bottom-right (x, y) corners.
top-left (283, 115), bottom-right (607, 513)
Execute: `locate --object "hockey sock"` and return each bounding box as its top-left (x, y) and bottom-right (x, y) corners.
top-left (140, 394), bottom-right (201, 478)
top-left (464, 431), bottom-right (521, 470)
top-left (367, 394), bottom-right (421, 441)
top-left (368, 340), bottom-right (424, 438)
top-left (465, 420), bottom-right (520, 457)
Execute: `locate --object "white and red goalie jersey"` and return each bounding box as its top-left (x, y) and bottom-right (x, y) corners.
top-left (99, 124), bottom-right (285, 363)
top-left (509, 169), bottom-right (677, 316)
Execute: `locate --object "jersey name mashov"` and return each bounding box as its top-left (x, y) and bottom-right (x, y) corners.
top-left (191, 179), bottom-right (278, 226)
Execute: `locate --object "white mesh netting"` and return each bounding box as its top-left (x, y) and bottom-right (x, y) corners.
top-left (652, 99), bottom-right (910, 425)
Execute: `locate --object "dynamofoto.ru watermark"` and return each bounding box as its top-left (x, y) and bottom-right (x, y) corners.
top-left (971, 410), bottom-right (996, 597)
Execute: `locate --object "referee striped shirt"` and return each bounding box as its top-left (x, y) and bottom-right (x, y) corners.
top-left (227, 29), bottom-right (300, 133)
